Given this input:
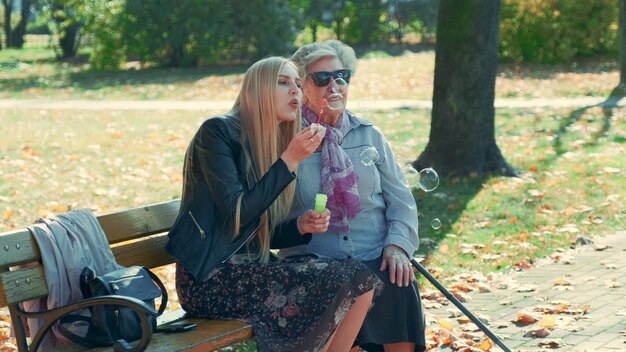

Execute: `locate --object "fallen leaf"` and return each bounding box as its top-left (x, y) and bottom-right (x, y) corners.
top-left (538, 339), bottom-right (562, 348)
top-left (457, 316), bottom-right (471, 324)
top-left (538, 315), bottom-right (556, 329)
top-left (477, 338), bottom-right (493, 351)
top-left (605, 280), bottom-right (622, 288)
top-left (599, 167), bottom-right (620, 174)
top-left (451, 290), bottom-right (472, 302)
top-left (594, 244), bottom-right (611, 251)
top-left (517, 284), bottom-right (538, 292)
top-left (603, 262), bottom-right (617, 269)
top-left (524, 327), bottom-right (551, 338)
top-left (438, 318), bottom-right (454, 331)
top-left (553, 278), bottom-right (572, 286)
top-left (513, 311), bottom-right (539, 325)
top-left (474, 283), bottom-right (492, 293)
top-left (474, 221), bottom-right (492, 228)
top-left (459, 323), bottom-right (481, 332)
top-left (528, 189), bottom-right (546, 198)
top-left (514, 260), bottom-right (532, 270)
top-left (439, 328), bottom-right (453, 345)
top-left (450, 282), bottom-right (472, 292)
top-left (444, 311), bottom-right (461, 320)
top-left (563, 207), bottom-right (576, 216)
top-left (556, 224), bottom-right (580, 233)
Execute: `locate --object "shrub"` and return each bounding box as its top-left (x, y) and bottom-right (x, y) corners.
top-left (499, 0), bottom-right (619, 63)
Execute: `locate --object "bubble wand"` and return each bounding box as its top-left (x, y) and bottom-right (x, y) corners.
top-left (312, 98), bottom-right (328, 210)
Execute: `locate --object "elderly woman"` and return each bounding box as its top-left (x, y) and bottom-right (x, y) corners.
top-left (286, 41), bottom-right (425, 351)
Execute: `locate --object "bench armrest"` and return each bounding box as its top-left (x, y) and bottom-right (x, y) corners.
top-left (13, 295), bottom-right (157, 352)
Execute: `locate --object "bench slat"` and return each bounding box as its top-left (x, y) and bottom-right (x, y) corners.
top-left (52, 319), bottom-right (253, 352)
top-left (99, 200), bottom-right (180, 244)
top-left (0, 229), bottom-right (40, 269)
top-left (145, 319), bottom-right (253, 352)
top-left (0, 200), bottom-right (181, 270)
top-left (0, 266), bottom-right (47, 306)
top-left (111, 235), bottom-right (174, 268)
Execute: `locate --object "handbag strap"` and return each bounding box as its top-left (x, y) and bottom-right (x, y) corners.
top-left (58, 314), bottom-right (98, 348)
top-left (144, 267), bottom-right (168, 316)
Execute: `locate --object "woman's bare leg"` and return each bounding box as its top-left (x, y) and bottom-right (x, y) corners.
top-left (321, 289), bottom-right (375, 352)
top-left (384, 342), bottom-right (416, 352)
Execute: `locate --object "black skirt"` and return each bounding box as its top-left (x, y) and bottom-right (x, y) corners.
top-left (356, 256), bottom-right (426, 352)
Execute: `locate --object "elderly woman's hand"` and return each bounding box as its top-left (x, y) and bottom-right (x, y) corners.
top-left (380, 245), bottom-right (415, 287)
top-left (297, 209), bottom-right (331, 234)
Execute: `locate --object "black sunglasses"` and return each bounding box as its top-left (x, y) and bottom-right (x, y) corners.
top-left (308, 69), bottom-right (351, 87)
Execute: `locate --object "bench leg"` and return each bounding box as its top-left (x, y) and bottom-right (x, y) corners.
top-left (8, 305), bottom-right (30, 352)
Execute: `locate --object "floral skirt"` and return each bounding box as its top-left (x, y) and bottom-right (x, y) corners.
top-left (175, 256), bottom-right (383, 352)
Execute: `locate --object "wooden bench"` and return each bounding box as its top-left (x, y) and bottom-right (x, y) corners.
top-left (0, 200), bottom-right (253, 352)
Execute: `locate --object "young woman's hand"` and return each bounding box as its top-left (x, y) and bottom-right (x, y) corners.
top-left (280, 125), bottom-right (326, 172)
top-left (297, 209), bottom-right (330, 234)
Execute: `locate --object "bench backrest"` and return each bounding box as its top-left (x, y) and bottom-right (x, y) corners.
top-left (0, 199), bottom-right (181, 307)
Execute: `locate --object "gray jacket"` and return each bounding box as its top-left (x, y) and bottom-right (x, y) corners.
top-left (23, 209), bottom-right (120, 349)
top-left (285, 110), bottom-right (419, 260)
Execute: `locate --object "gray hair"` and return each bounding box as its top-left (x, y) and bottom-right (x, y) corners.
top-left (291, 40), bottom-right (358, 78)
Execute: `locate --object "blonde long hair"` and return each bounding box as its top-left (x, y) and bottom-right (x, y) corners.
top-left (231, 57), bottom-right (300, 263)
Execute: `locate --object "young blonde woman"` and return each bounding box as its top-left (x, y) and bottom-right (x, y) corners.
top-left (166, 56), bottom-right (382, 352)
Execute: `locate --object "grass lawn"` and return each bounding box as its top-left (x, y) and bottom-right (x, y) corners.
top-left (1, 105), bottom-right (623, 278)
top-left (0, 46), bottom-right (620, 101)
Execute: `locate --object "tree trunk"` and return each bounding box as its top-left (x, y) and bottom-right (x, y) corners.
top-left (58, 21), bottom-right (80, 58)
top-left (612, 0), bottom-right (626, 97)
top-left (311, 22), bottom-right (318, 43)
top-left (9, 0), bottom-right (29, 48)
top-left (2, 0), bottom-right (12, 48)
top-left (413, 0), bottom-right (516, 177)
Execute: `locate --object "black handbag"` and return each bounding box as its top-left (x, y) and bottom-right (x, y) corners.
top-left (59, 265), bottom-right (168, 348)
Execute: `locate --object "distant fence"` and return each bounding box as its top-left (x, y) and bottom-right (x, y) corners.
top-left (24, 34), bottom-right (52, 48)
top-left (24, 34), bottom-right (93, 49)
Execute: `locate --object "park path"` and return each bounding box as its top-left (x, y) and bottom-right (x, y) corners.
top-left (423, 230), bottom-right (626, 351)
top-left (1, 96), bottom-right (626, 111)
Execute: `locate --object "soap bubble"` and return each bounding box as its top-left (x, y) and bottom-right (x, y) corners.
top-left (327, 78), bottom-right (347, 110)
top-left (360, 147), bottom-right (379, 166)
top-left (431, 218), bottom-right (441, 230)
top-left (400, 166), bottom-right (419, 189)
top-left (418, 168), bottom-right (439, 192)
top-left (331, 77), bottom-right (348, 91)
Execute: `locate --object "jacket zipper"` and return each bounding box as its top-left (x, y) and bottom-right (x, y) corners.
top-left (187, 210), bottom-right (259, 264)
top-left (114, 308), bottom-right (122, 338)
top-left (188, 211), bottom-right (206, 239)
top-left (220, 221), bottom-right (260, 264)
top-left (109, 275), bottom-right (144, 284)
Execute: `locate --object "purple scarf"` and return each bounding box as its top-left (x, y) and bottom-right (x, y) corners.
top-left (302, 105), bottom-right (360, 232)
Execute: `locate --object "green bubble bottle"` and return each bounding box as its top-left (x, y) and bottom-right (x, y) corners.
top-left (314, 194), bottom-right (327, 212)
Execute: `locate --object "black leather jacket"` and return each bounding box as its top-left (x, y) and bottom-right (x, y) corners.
top-left (166, 112), bottom-right (311, 281)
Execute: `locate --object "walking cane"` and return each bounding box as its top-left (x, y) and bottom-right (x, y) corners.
top-left (411, 258), bottom-right (512, 352)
